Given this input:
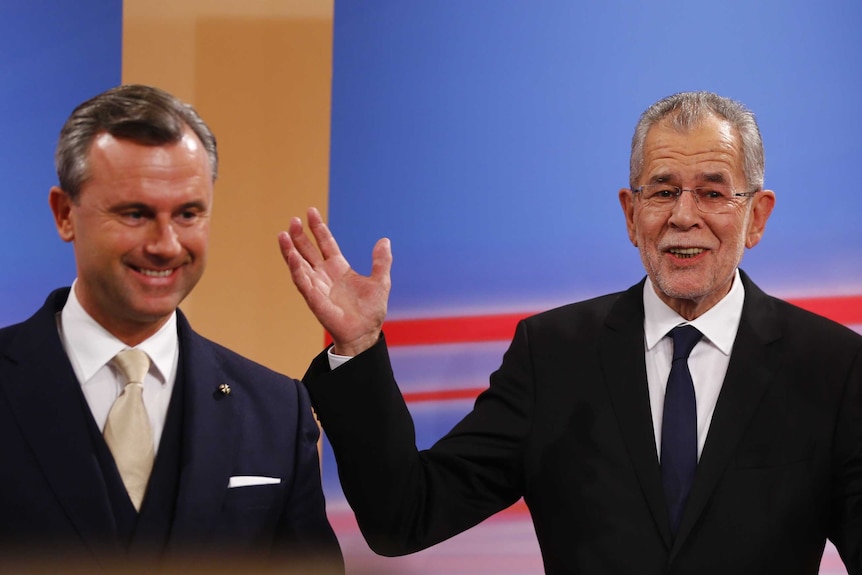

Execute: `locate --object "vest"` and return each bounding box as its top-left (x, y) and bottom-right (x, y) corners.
top-left (86, 364), bottom-right (185, 556)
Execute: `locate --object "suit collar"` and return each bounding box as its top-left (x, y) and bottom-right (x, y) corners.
top-left (0, 288), bottom-right (121, 555)
top-left (600, 278), bottom-right (675, 546)
top-left (167, 311), bottom-right (237, 546)
top-left (601, 271), bottom-right (784, 554)
top-left (59, 286), bottom-right (179, 386)
top-left (643, 269), bottom-right (745, 356)
top-left (670, 270), bottom-right (782, 556)
top-left (1, 292), bottom-right (241, 552)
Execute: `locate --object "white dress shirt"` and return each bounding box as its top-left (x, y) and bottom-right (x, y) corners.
top-left (643, 269), bottom-right (744, 460)
top-left (56, 281), bottom-right (179, 454)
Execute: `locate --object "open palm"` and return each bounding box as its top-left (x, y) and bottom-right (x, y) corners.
top-left (278, 207), bottom-right (392, 357)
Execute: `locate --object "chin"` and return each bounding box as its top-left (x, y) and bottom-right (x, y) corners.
top-left (132, 299), bottom-right (183, 321)
top-left (655, 277), bottom-right (710, 302)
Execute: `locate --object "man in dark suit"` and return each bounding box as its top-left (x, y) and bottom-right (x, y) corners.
top-left (278, 91), bottom-right (862, 574)
top-left (0, 85), bottom-right (343, 574)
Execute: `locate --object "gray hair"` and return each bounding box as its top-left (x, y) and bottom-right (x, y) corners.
top-left (55, 84), bottom-right (218, 202)
top-left (629, 91), bottom-right (764, 192)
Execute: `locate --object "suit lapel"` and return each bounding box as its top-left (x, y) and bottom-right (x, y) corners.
top-left (0, 289), bottom-right (119, 552)
top-left (601, 280), bottom-right (674, 548)
top-left (670, 273), bottom-right (782, 557)
top-left (168, 312), bottom-right (236, 546)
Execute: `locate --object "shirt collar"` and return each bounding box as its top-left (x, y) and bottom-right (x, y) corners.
top-left (59, 280), bottom-right (178, 384)
top-left (643, 269), bottom-right (745, 355)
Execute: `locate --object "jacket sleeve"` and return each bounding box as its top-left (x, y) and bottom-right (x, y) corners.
top-left (303, 330), bottom-right (533, 556)
top-left (829, 346), bottom-right (862, 574)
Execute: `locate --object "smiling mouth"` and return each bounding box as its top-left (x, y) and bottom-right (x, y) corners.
top-left (136, 267), bottom-right (175, 278)
top-left (668, 247), bottom-right (704, 258)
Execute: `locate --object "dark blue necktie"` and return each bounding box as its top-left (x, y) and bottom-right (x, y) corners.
top-left (661, 324), bottom-right (702, 536)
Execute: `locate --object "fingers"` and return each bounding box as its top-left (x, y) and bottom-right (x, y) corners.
top-left (277, 230), bottom-right (316, 296)
top-left (286, 214), bottom-right (326, 269)
top-left (279, 206), bottom-right (390, 290)
top-left (277, 208), bottom-right (392, 354)
top-left (281, 207), bottom-right (344, 268)
top-left (277, 223), bottom-right (320, 284)
top-left (306, 207), bottom-right (347, 261)
top-left (277, 228), bottom-right (296, 265)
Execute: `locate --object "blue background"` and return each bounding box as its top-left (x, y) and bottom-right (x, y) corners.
top-left (0, 0), bottom-right (121, 327)
top-left (329, 0), bottom-right (862, 320)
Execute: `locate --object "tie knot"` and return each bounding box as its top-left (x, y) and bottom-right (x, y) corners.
top-left (669, 325), bottom-right (702, 361)
top-left (112, 349), bottom-right (151, 385)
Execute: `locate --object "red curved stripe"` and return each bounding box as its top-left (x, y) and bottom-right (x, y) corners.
top-left (402, 388), bottom-right (485, 403)
top-left (323, 294), bottom-right (862, 406)
top-left (373, 294), bottom-right (862, 348)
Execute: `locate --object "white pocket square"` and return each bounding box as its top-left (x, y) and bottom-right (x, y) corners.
top-left (228, 475), bottom-right (282, 488)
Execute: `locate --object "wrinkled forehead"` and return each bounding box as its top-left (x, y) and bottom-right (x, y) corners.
top-left (653, 110), bottom-right (740, 143)
top-left (641, 115), bottom-right (745, 182)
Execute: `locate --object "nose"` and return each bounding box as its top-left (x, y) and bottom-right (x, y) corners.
top-left (668, 189), bottom-right (702, 227)
top-left (145, 217), bottom-right (183, 258)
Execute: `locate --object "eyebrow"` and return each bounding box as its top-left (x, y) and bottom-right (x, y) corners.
top-left (647, 173), bottom-right (673, 184)
top-left (701, 172), bottom-right (729, 183)
top-left (111, 202), bottom-right (151, 212)
top-left (109, 200), bottom-right (210, 213)
top-left (646, 171), bottom-right (730, 185)
top-left (176, 200), bottom-right (209, 212)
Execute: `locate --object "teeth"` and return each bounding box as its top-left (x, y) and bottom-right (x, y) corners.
top-left (669, 248), bottom-right (704, 257)
top-left (140, 268), bottom-right (173, 277)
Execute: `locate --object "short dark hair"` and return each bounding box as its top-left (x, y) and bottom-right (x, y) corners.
top-left (55, 84), bottom-right (218, 202)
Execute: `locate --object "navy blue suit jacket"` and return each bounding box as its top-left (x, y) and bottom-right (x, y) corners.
top-left (0, 288), bottom-right (342, 573)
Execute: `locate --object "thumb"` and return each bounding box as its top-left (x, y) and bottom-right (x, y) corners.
top-left (370, 237), bottom-right (393, 285)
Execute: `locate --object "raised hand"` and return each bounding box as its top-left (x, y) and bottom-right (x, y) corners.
top-left (278, 207), bottom-right (392, 357)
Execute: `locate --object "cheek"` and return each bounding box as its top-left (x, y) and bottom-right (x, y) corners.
top-left (714, 217), bottom-right (749, 247)
top-left (183, 228), bottom-right (210, 258)
top-left (633, 212), bottom-right (664, 242)
top-left (77, 224), bottom-right (129, 255)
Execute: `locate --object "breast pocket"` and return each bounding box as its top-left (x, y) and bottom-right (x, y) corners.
top-left (215, 484), bottom-right (286, 545)
top-left (224, 483), bottom-right (283, 510)
top-left (734, 439), bottom-right (814, 469)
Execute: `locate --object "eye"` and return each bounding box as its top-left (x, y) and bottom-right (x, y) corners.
top-left (175, 206), bottom-right (207, 225)
top-left (698, 188), bottom-right (730, 200)
top-left (652, 186), bottom-right (679, 199)
top-left (119, 209), bottom-right (147, 222)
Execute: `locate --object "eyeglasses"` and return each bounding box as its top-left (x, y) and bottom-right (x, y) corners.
top-left (632, 185), bottom-right (757, 214)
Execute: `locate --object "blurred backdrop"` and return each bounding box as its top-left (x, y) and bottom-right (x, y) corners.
top-left (2, 1), bottom-right (860, 573)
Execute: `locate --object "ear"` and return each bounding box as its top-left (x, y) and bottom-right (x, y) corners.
top-left (744, 189), bottom-right (775, 249)
top-left (618, 188), bottom-right (638, 246)
top-left (49, 186), bottom-right (75, 242)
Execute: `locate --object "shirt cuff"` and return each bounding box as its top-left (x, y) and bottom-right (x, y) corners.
top-left (327, 347), bottom-right (353, 370)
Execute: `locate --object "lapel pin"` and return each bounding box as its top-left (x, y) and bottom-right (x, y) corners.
top-left (218, 383), bottom-right (231, 396)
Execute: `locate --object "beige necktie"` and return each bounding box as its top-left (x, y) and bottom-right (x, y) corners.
top-left (103, 349), bottom-right (154, 512)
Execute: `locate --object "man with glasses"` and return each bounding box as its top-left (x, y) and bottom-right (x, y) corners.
top-left (279, 91), bottom-right (862, 574)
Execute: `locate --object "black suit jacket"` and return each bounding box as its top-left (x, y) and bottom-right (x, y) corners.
top-left (0, 288), bottom-right (343, 573)
top-left (304, 271), bottom-right (862, 574)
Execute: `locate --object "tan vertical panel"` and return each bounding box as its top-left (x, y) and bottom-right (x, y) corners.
top-left (123, 1), bottom-right (332, 377)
